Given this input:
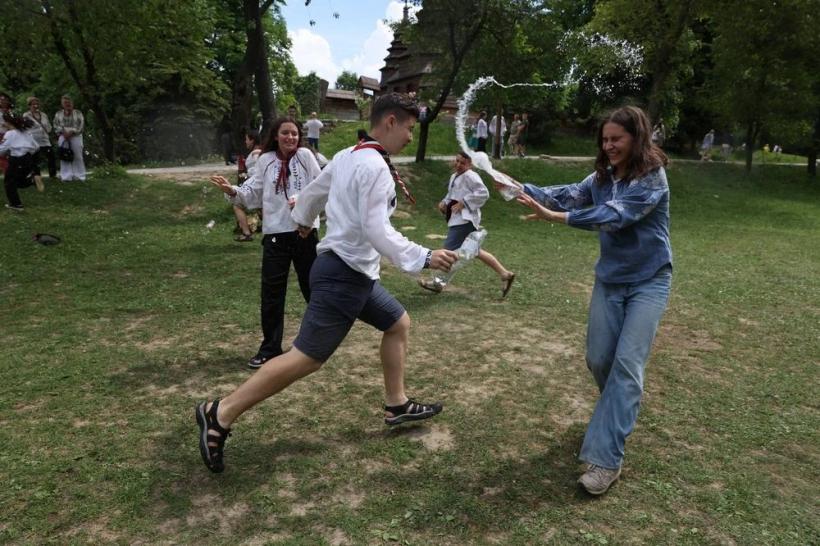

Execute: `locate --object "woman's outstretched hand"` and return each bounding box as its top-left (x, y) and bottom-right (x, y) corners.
top-left (515, 192), bottom-right (568, 224)
top-left (210, 175), bottom-right (236, 197)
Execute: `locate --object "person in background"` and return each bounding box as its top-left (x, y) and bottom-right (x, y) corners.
top-left (700, 129), bottom-right (715, 161)
top-left (1, 113), bottom-right (40, 211)
top-left (23, 97), bottom-right (56, 180)
top-left (304, 112), bottom-right (323, 152)
top-left (651, 118), bottom-right (666, 148)
top-left (0, 92), bottom-right (13, 176)
top-left (507, 114), bottom-right (521, 157)
top-left (516, 112), bottom-right (529, 157)
top-left (210, 116), bottom-right (322, 370)
top-left (232, 129), bottom-right (264, 242)
top-left (488, 113), bottom-right (507, 157)
top-left (474, 111), bottom-right (488, 152)
top-left (52, 95), bottom-right (86, 181)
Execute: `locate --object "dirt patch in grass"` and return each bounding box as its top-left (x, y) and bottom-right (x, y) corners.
top-left (185, 495), bottom-right (250, 534)
top-left (66, 517), bottom-right (120, 542)
top-left (405, 423), bottom-right (455, 451)
top-left (656, 323), bottom-right (722, 353)
top-left (330, 485), bottom-right (366, 508)
top-left (288, 500), bottom-right (316, 517)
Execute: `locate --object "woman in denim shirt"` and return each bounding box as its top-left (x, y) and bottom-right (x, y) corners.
top-left (511, 106), bottom-right (672, 495)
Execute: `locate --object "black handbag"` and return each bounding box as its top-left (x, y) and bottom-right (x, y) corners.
top-left (58, 141), bottom-right (74, 162)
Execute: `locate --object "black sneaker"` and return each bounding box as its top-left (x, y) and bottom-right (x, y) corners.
top-left (384, 398), bottom-right (443, 426)
top-left (5, 204), bottom-right (24, 212)
top-left (247, 354), bottom-right (270, 369)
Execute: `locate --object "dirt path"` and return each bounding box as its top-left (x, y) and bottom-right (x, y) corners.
top-left (126, 155), bottom-right (813, 176)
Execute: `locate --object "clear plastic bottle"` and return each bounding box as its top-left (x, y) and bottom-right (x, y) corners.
top-left (433, 228), bottom-right (487, 287)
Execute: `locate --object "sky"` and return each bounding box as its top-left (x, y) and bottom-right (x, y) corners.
top-left (279, 0), bottom-right (419, 86)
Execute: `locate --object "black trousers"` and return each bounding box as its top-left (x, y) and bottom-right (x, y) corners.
top-left (257, 230), bottom-right (318, 359)
top-left (33, 145), bottom-right (57, 178)
top-left (477, 137), bottom-right (487, 152)
top-left (4, 154), bottom-right (34, 208)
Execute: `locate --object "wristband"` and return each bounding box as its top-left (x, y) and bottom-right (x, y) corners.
top-left (423, 250), bottom-right (432, 269)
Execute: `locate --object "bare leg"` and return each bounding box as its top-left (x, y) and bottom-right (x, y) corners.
top-left (233, 205), bottom-right (251, 236)
top-left (477, 249), bottom-right (512, 279)
top-left (380, 312), bottom-right (411, 409)
top-left (215, 347), bottom-right (322, 427)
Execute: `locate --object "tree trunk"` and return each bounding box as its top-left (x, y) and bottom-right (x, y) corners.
top-left (245, 0), bottom-right (276, 134)
top-left (414, 11), bottom-right (488, 162)
top-left (415, 119), bottom-right (430, 162)
top-left (42, 0), bottom-right (116, 161)
top-left (230, 48), bottom-right (255, 151)
top-left (646, 0), bottom-right (693, 123)
top-left (809, 115), bottom-right (819, 177)
top-left (744, 121), bottom-right (758, 173)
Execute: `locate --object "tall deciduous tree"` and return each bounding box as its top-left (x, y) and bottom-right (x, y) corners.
top-left (404, 0), bottom-right (492, 162)
top-left (705, 0), bottom-right (816, 172)
top-left (2, 0), bottom-right (226, 162)
top-left (587, 0), bottom-right (704, 126)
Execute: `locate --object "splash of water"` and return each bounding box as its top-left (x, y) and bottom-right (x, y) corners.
top-left (456, 77), bottom-right (564, 200)
top-left (455, 32), bottom-right (644, 199)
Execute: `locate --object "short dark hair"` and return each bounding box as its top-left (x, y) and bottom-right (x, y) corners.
top-left (370, 92), bottom-right (419, 127)
top-left (457, 150), bottom-right (472, 161)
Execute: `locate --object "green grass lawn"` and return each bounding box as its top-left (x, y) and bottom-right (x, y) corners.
top-left (1, 161), bottom-right (818, 544)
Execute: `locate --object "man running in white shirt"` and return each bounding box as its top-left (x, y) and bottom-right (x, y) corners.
top-left (196, 93), bottom-right (458, 473)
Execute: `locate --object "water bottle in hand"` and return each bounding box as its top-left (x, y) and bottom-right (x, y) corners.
top-left (434, 228), bottom-right (487, 286)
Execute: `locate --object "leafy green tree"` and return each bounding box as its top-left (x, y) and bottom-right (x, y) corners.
top-left (459, 3), bottom-right (570, 158)
top-left (404, 0), bottom-right (514, 162)
top-left (1, 0), bottom-right (226, 162)
top-left (705, 0), bottom-right (817, 171)
top-left (587, 0), bottom-right (704, 126)
top-left (335, 70), bottom-right (359, 91)
top-left (294, 72), bottom-right (322, 115)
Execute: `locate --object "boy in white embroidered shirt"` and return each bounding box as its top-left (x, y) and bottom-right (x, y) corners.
top-left (196, 93), bottom-right (458, 474)
top-left (418, 151), bottom-right (515, 297)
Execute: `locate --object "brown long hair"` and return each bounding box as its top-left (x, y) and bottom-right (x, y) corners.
top-left (261, 116), bottom-right (303, 154)
top-left (594, 106), bottom-right (667, 183)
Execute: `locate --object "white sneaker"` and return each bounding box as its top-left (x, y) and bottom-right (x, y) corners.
top-left (578, 464), bottom-right (621, 495)
top-left (5, 204), bottom-right (24, 212)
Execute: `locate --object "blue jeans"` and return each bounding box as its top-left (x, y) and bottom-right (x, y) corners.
top-left (579, 265), bottom-right (672, 469)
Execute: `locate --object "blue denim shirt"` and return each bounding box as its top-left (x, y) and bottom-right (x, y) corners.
top-left (523, 167), bottom-right (672, 284)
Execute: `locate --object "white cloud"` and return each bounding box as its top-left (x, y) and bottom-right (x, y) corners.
top-left (288, 28), bottom-right (340, 83)
top-left (339, 20), bottom-right (393, 80)
top-left (289, 2), bottom-right (420, 86)
top-left (385, 0), bottom-right (418, 23)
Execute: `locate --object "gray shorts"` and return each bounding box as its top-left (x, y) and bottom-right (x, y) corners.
top-left (443, 222), bottom-right (477, 251)
top-left (292, 252), bottom-right (406, 362)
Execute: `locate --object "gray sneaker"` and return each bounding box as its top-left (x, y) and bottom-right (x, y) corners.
top-left (578, 464), bottom-right (621, 495)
